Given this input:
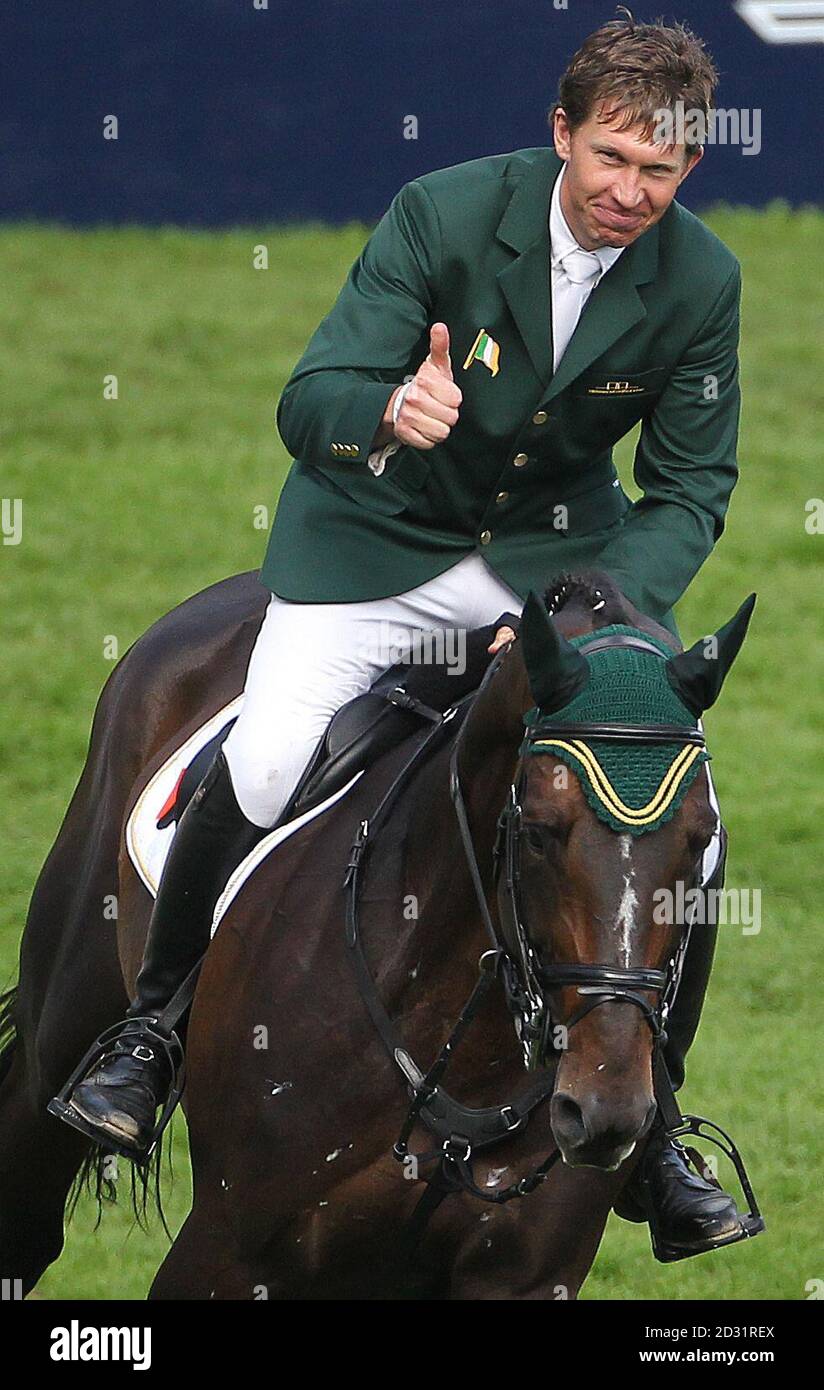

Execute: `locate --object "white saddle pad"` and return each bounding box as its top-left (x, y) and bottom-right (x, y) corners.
top-left (124, 696), bottom-right (363, 937)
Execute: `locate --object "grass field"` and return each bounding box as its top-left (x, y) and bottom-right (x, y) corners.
top-left (0, 206), bottom-right (822, 1300)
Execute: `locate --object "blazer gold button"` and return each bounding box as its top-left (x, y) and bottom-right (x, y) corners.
top-left (532, 410), bottom-right (548, 425)
top-left (513, 452), bottom-right (529, 468)
top-left (480, 529), bottom-right (492, 545)
top-left (495, 491), bottom-right (509, 504)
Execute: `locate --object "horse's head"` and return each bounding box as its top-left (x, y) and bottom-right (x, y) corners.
top-left (491, 575), bottom-right (755, 1172)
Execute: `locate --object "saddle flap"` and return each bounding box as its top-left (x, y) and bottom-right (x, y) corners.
top-left (325, 690), bottom-right (406, 759)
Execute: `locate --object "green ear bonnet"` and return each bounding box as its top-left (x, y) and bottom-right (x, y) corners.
top-left (519, 625), bottom-right (709, 836)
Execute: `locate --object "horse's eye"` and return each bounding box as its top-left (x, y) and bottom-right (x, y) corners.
top-left (526, 826), bottom-right (543, 852)
top-left (524, 822), bottom-right (549, 854)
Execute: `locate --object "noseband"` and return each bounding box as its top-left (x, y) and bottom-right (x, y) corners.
top-left (481, 632), bottom-right (706, 1070)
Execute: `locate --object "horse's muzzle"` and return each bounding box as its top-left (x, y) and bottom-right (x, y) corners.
top-left (550, 1088), bottom-right (657, 1171)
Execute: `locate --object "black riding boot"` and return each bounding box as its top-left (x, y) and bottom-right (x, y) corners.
top-left (614, 831), bottom-right (747, 1258)
top-left (61, 748), bottom-right (265, 1156)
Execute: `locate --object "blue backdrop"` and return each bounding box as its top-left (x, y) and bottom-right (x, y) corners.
top-left (2, 0), bottom-right (821, 225)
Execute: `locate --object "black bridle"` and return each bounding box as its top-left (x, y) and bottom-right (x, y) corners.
top-left (486, 631), bottom-right (707, 1074)
top-left (344, 630), bottom-right (762, 1248)
top-left (343, 634), bottom-right (700, 1209)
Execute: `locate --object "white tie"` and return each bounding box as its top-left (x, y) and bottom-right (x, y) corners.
top-left (558, 246), bottom-right (602, 286)
top-left (552, 246), bottom-right (604, 370)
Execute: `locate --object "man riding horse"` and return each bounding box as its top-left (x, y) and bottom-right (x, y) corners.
top-left (54, 15), bottom-right (753, 1260)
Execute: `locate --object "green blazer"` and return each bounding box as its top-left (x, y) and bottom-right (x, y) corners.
top-left (260, 146), bottom-right (741, 628)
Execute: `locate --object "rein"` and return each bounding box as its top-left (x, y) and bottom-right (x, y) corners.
top-left (343, 664), bottom-right (562, 1233)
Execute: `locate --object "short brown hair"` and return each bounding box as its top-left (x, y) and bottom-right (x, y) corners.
top-left (551, 10), bottom-right (719, 157)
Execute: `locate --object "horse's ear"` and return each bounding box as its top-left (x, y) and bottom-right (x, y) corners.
top-left (665, 594), bottom-right (756, 716)
top-left (519, 590), bottom-right (589, 712)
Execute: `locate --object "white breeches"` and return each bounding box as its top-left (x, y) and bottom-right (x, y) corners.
top-left (221, 552), bottom-right (723, 884)
top-left (222, 554), bottom-right (522, 829)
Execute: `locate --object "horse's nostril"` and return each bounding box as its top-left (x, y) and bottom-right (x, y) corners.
top-left (551, 1092), bottom-right (588, 1149)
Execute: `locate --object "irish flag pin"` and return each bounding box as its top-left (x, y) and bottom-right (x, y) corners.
top-left (462, 328), bottom-right (501, 376)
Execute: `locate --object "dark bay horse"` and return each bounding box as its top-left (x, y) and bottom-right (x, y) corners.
top-left (0, 569), bottom-right (751, 1299)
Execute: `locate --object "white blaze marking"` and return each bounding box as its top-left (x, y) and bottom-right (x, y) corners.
top-left (615, 834), bottom-right (638, 967)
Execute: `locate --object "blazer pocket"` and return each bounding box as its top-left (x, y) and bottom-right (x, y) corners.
top-left (572, 367), bottom-right (668, 401)
top-left (307, 446), bottom-right (432, 517)
top-left (380, 444), bottom-right (432, 493)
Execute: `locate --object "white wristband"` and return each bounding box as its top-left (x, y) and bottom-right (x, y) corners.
top-left (392, 380), bottom-right (413, 426)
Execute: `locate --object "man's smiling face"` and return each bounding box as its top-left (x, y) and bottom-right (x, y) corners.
top-left (553, 105), bottom-right (702, 251)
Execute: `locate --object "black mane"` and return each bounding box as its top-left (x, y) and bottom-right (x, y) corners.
top-left (542, 570), bottom-right (628, 624)
top-left (541, 570), bottom-right (680, 650)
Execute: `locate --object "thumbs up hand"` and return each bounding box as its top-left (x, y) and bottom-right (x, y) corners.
top-left (392, 322), bottom-right (463, 450)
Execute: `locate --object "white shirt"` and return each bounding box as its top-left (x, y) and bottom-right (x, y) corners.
top-left (549, 162), bottom-right (624, 370)
top-left (367, 161), bottom-right (625, 475)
